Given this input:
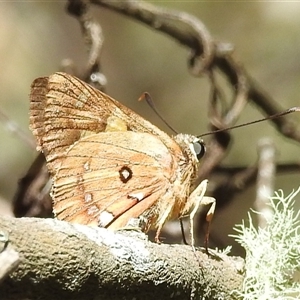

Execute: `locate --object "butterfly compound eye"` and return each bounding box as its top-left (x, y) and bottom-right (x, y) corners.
top-left (192, 140), bottom-right (206, 160)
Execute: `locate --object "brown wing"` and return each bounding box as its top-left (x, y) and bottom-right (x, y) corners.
top-left (29, 72), bottom-right (173, 175)
top-left (52, 131), bottom-right (179, 230)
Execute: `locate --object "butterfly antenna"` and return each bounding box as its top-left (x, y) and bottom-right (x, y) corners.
top-left (139, 92), bottom-right (178, 134)
top-left (199, 107), bottom-right (300, 138)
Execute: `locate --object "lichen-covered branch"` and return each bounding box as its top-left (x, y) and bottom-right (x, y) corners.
top-left (0, 216), bottom-right (243, 300)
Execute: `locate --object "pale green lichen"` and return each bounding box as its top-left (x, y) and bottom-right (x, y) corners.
top-left (231, 187), bottom-right (300, 299)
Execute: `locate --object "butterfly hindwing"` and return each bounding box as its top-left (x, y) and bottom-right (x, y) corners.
top-left (52, 130), bottom-right (180, 229)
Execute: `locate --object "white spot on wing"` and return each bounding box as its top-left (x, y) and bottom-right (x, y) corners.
top-left (128, 192), bottom-right (144, 201)
top-left (121, 168), bottom-right (130, 180)
top-left (98, 211), bottom-right (114, 227)
top-left (87, 205), bottom-right (99, 215)
top-left (84, 193), bottom-right (92, 203)
top-left (83, 161), bottom-right (90, 171)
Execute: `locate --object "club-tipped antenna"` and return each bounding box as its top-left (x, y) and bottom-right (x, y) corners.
top-left (139, 92), bottom-right (178, 134)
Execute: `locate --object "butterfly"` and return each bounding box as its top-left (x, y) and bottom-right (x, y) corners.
top-left (29, 72), bottom-right (216, 248)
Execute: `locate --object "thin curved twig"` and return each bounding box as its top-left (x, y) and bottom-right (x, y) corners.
top-left (90, 0), bottom-right (215, 73)
top-left (67, 0), bottom-right (107, 90)
top-left (90, 0), bottom-right (300, 144)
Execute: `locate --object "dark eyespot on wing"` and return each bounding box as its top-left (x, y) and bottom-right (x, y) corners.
top-left (119, 166), bottom-right (132, 183)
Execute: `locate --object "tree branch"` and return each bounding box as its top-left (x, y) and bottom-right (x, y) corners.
top-left (89, 0), bottom-right (300, 143)
top-left (0, 216), bottom-right (243, 300)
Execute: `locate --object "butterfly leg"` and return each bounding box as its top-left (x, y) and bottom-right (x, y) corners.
top-left (198, 196), bottom-right (215, 254)
top-left (187, 179), bottom-right (216, 253)
top-left (154, 203), bottom-right (174, 243)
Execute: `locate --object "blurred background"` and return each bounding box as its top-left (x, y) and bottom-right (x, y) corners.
top-left (0, 1), bottom-right (299, 255)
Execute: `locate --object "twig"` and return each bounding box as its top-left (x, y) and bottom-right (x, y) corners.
top-left (212, 165), bottom-right (257, 210)
top-left (67, 0), bottom-right (107, 90)
top-left (214, 163), bottom-right (300, 175)
top-left (90, 0), bottom-right (300, 144)
top-left (255, 138), bottom-right (277, 227)
top-left (90, 0), bottom-right (215, 74)
top-left (13, 153), bottom-right (52, 218)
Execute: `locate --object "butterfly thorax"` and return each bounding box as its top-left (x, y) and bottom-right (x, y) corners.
top-left (170, 133), bottom-right (204, 218)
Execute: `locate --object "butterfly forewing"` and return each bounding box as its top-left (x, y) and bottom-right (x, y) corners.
top-left (30, 72), bottom-right (174, 176)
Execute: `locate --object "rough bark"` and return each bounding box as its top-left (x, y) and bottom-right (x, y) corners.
top-left (0, 216), bottom-right (243, 300)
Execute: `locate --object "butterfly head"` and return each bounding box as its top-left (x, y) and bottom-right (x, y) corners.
top-left (171, 133), bottom-right (206, 196)
top-left (173, 133), bottom-right (206, 163)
